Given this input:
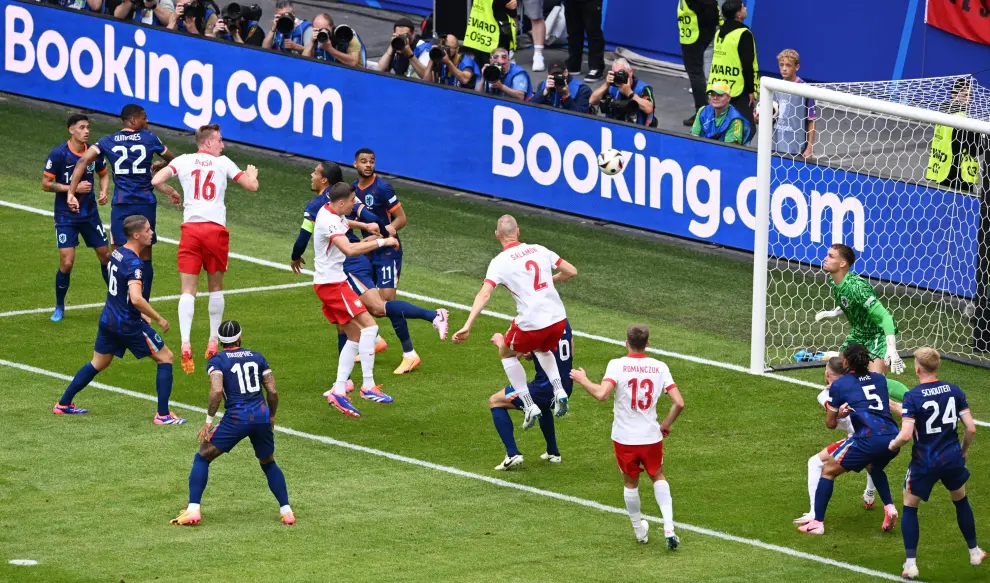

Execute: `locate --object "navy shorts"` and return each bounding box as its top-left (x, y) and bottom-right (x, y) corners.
top-left (832, 435), bottom-right (899, 472)
top-left (505, 382), bottom-right (571, 410)
top-left (370, 248), bottom-right (402, 289)
top-left (110, 203), bottom-right (157, 246)
top-left (56, 217), bottom-right (108, 249)
top-left (94, 321), bottom-right (166, 359)
top-left (905, 462), bottom-right (970, 502)
top-left (208, 418), bottom-right (275, 459)
top-left (344, 255), bottom-right (376, 296)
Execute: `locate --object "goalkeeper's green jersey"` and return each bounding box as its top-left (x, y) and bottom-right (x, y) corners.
top-left (829, 272), bottom-right (883, 338)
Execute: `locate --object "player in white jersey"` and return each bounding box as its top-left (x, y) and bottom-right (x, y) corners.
top-left (151, 124), bottom-right (259, 374)
top-left (311, 178), bottom-right (399, 419)
top-left (452, 215), bottom-right (577, 430)
top-left (571, 324), bottom-right (685, 549)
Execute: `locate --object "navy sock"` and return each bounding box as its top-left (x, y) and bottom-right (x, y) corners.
top-left (389, 315), bottom-right (414, 353)
top-left (59, 362), bottom-right (98, 406)
top-left (955, 496), bottom-right (978, 549)
top-left (261, 460), bottom-right (290, 506)
top-left (155, 363), bottom-right (172, 416)
top-left (55, 270), bottom-right (71, 308)
top-left (813, 477), bottom-right (834, 522)
top-left (491, 407), bottom-right (519, 457)
top-left (869, 468), bottom-right (893, 506)
top-left (141, 260), bottom-right (154, 301)
top-left (384, 300), bottom-right (437, 322)
top-left (538, 406), bottom-right (559, 455)
top-left (189, 453), bottom-right (210, 504)
top-left (99, 262), bottom-right (110, 286)
top-left (902, 505), bottom-right (919, 559)
top-left (337, 333), bottom-right (348, 353)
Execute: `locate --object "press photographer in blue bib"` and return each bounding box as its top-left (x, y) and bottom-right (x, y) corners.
top-left (589, 58), bottom-right (656, 126)
top-left (377, 18), bottom-right (431, 78)
top-left (166, 0), bottom-right (218, 35)
top-left (531, 59), bottom-right (591, 113)
top-left (303, 13), bottom-right (366, 67)
top-left (210, 2), bottom-right (264, 46)
top-left (423, 34), bottom-right (480, 88)
top-left (262, 0), bottom-right (312, 55)
top-left (477, 47), bottom-right (531, 100)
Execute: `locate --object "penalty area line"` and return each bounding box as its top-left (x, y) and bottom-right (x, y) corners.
top-left (0, 357), bottom-right (907, 582)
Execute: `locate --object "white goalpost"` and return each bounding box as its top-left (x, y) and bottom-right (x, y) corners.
top-left (750, 75), bottom-right (990, 374)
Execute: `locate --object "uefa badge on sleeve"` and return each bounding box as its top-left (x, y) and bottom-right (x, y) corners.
top-left (135, 269), bottom-right (143, 280)
top-left (840, 296), bottom-right (848, 308)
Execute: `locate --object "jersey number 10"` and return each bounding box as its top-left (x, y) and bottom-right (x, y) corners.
top-left (231, 362), bottom-right (261, 394)
top-left (190, 170), bottom-right (217, 200)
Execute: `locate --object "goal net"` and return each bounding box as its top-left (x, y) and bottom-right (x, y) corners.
top-left (750, 74), bottom-right (990, 373)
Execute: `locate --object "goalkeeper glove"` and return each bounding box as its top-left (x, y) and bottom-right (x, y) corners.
top-left (815, 308), bottom-right (843, 322)
top-left (885, 335), bottom-right (905, 375)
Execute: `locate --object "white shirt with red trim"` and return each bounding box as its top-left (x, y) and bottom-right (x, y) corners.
top-left (817, 389), bottom-right (855, 436)
top-left (604, 354), bottom-right (675, 445)
top-left (483, 242), bottom-right (567, 330)
top-left (168, 152), bottom-right (244, 226)
top-left (312, 204), bottom-right (350, 284)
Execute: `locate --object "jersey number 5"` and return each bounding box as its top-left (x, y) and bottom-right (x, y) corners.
top-left (861, 385), bottom-right (884, 411)
top-left (630, 378), bottom-right (654, 411)
top-left (525, 260), bottom-right (548, 291)
top-left (190, 169), bottom-right (217, 201)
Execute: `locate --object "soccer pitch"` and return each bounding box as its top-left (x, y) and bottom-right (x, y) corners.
top-left (0, 98), bottom-right (987, 582)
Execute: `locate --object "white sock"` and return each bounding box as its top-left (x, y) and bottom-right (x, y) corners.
top-left (866, 473), bottom-right (875, 493)
top-left (208, 291), bottom-right (224, 340)
top-left (905, 557), bottom-right (916, 568)
top-left (534, 44), bottom-right (544, 54)
top-left (178, 293), bottom-right (195, 344)
top-left (334, 340), bottom-right (360, 395)
top-left (533, 351), bottom-right (565, 397)
top-left (187, 502), bottom-right (200, 512)
top-left (623, 487), bottom-right (641, 526)
top-left (403, 350), bottom-right (418, 359)
top-left (502, 357), bottom-right (534, 408)
top-left (653, 480), bottom-right (675, 536)
top-left (280, 504), bottom-right (292, 516)
top-left (808, 455), bottom-right (824, 513)
top-left (359, 325), bottom-right (379, 388)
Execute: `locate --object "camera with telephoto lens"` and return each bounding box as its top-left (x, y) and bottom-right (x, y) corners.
top-left (429, 43), bottom-right (446, 62)
top-left (222, 2), bottom-right (261, 28)
top-left (333, 25), bottom-right (354, 46)
top-left (612, 69), bottom-right (629, 86)
top-left (276, 13), bottom-right (295, 35)
top-left (391, 33), bottom-right (410, 52)
top-left (179, 0), bottom-right (205, 20)
top-left (483, 64), bottom-right (503, 83)
top-left (600, 93), bottom-right (639, 121)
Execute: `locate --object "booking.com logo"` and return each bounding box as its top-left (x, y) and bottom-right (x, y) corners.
top-left (3, 4), bottom-right (342, 139)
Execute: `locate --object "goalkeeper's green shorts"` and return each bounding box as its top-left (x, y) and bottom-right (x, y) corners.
top-left (841, 333), bottom-right (886, 360)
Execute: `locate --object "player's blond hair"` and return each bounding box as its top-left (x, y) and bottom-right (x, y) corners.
top-left (914, 347), bottom-right (941, 374)
top-left (496, 215), bottom-right (518, 238)
top-left (627, 324), bottom-right (650, 351)
top-left (777, 49), bottom-right (800, 65)
top-left (195, 123), bottom-right (221, 146)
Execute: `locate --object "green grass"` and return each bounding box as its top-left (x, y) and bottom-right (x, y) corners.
top-left (0, 98), bottom-right (987, 582)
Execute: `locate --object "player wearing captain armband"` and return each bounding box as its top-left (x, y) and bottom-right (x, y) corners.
top-left (816, 244), bottom-right (905, 375)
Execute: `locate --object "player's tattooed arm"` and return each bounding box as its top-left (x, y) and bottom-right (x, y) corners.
top-left (199, 372), bottom-right (225, 443)
top-left (262, 370), bottom-right (278, 423)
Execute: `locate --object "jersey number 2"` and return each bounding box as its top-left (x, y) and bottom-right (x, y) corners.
top-left (630, 378), bottom-right (654, 411)
top-left (525, 260), bottom-right (548, 291)
top-left (190, 170), bottom-right (217, 200)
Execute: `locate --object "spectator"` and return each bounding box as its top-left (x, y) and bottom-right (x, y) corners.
top-left (262, 0), bottom-right (312, 55)
top-left (927, 77), bottom-right (986, 193)
top-left (463, 0), bottom-right (517, 61)
top-left (209, 3), bottom-right (264, 46)
top-left (532, 60), bottom-right (591, 113)
top-left (424, 34), bottom-right (481, 88)
top-left (677, 0), bottom-right (719, 127)
top-left (377, 18), bottom-right (431, 78)
top-left (54, 0), bottom-right (104, 13)
top-left (519, 0), bottom-right (546, 71)
top-left (708, 0), bottom-right (758, 125)
top-left (762, 49), bottom-right (816, 159)
top-left (167, 0), bottom-right (218, 35)
top-left (691, 82), bottom-right (751, 145)
top-left (114, 0), bottom-right (174, 26)
top-left (589, 58), bottom-right (656, 126)
top-left (477, 47), bottom-right (531, 100)
top-left (304, 13), bottom-right (365, 68)
top-left (564, 0), bottom-right (605, 82)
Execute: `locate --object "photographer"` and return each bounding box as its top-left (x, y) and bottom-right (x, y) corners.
top-left (262, 0), bottom-right (312, 55)
top-left (209, 2), bottom-right (264, 45)
top-left (589, 59), bottom-right (656, 126)
top-left (167, 0), bottom-right (218, 35)
top-left (531, 60), bottom-right (591, 113)
top-left (476, 47), bottom-right (531, 100)
top-left (114, 0), bottom-right (174, 26)
top-left (303, 13), bottom-right (366, 68)
top-left (53, 0), bottom-right (104, 13)
top-left (376, 18), bottom-right (431, 78)
top-left (423, 34), bottom-right (480, 88)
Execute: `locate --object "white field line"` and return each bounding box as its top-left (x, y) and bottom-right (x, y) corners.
top-left (0, 357), bottom-right (908, 582)
top-left (3, 198), bottom-right (986, 430)
top-left (0, 282), bottom-right (312, 318)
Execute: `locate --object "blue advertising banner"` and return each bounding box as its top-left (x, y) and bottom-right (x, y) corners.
top-left (0, 1), bottom-right (978, 297)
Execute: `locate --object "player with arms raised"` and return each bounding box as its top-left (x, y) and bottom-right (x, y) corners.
top-left (43, 114), bottom-right (111, 322)
top-left (151, 124), bottom-right (260, 373)
top-left (570, 324), bottom-right (685, 548)
top-left (888, 348), bottom-right (984, 579)
top-left (69, 104), bottom-right (177, 303)
top-left (816, 243), bottom-right (905, 374)
top-left (53, 215), bottom-right (186, 425)
top-left (452, 215), bottom-right (577, 429)
top-left (171, 320), bottom-right (294, 527)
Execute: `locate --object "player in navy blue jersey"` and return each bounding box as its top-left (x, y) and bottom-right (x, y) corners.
top-left (69, 104), bottom-right (178, 303)
top-left (171, 320), bottom-right (294, 526)
top-left (888, 348), bottom-right (984, 579)
top-left (42, 114), bottom-right (111, 322)
top-left (488, 322), bottom-right (573, 470)
top-left (53, 215), bottom-right (186, 425)
top-left (798, 343), bottom-right (900, 535)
